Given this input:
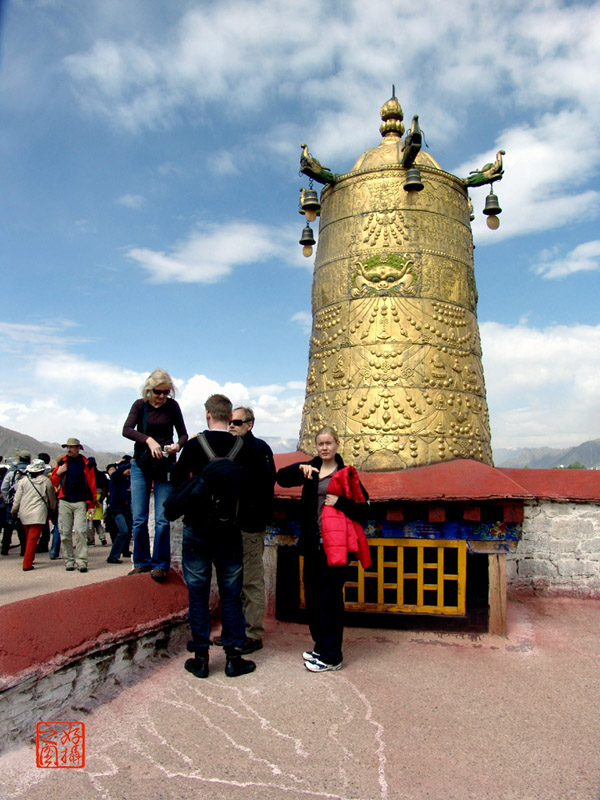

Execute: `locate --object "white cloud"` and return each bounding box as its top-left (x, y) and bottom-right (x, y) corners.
top-left (290, 311), bottom-right (312, 334)
top-left (0, 319), bottom-right (82, 351)
top-left (458, 109), bottom-right (600, 245)
top-left (177, 374), bottom-right (303, 440)
top-left (208, 151), bottom-right (240, 177)
top-left (0, 346), bottom-right (305, 453)
top-left (32, 352), bottom-right (146, 394)
top-left (61, 0), bottom-right (600, 252)
top-left (532, 240), bottom-right (600, 280)
top-left (116, 193), bottom-right (145, 209)
top-left (481, 320), bottom-right (600, 449)
top-left (127, 220), bottom-right (307, 283)
top-left (0, 397), bottom-right (127, 453)
top-left (2, 316), bottom-right (599, 457)
top-left (248, 384), bottom-right (286, 395)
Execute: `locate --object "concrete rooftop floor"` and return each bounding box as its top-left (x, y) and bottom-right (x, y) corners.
top-left (1, 587), bottom-right (599, 800)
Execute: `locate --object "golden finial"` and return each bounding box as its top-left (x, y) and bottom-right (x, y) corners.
top-left (379, 85), bottom-right (404, 139)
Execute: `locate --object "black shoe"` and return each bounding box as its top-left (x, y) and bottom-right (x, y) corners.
top-left (185, 657), bottom-right (209, 679)
top-left (65, 566), bottom-right (75, 571)
top-left (240, 637), bottom-right (263, 655)
top-left (107, 557), bottom-right (122, 564)
top-left (23, 566), bottom-right (35, 571)
top-left (78, 566), bottom-right (88, 573)
top-left (225, 657), bottom-right (256, 678)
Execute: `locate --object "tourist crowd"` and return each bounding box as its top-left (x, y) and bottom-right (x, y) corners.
top-left (0, 367), bottom-right (370, 678)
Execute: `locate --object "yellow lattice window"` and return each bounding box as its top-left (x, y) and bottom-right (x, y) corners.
top-left (344, 538), bottom-right (466, 615)
top-left (299, 539), bottom-right (466, 616)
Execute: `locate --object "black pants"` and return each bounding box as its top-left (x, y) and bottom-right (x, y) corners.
top-left (2, 514), bottom-right (26, 555)
top-left (303, 548), bottom-right (348, 665)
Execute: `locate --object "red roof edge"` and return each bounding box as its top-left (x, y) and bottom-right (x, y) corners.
top-left (499, 467), bottom-right (600, 503)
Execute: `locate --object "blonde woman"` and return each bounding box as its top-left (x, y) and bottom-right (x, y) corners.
top-left (123, 368), bottom-right (188, 582)
top-left (276, 426), bottom-right (369, 672)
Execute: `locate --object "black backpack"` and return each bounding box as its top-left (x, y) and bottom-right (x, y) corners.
top-left (196, 433), bottom-right (244, 526)
top-left (6, 467), bottom-right (26, 507)
top-left (163, 434), bottom-right (244, 525)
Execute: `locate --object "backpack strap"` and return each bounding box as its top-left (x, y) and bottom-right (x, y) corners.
top-left (197, 432), bottom-right (243, 462)
top-left (197, 432), bottom-right (216, 461)
top-left (226, 436), bottom-right (243, 461)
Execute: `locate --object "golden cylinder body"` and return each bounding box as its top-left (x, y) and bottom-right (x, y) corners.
top-left (298, 162), bottom-right (493, 470)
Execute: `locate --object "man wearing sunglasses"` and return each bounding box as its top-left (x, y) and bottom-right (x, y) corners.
top-left (216, 406), bottom-right (275, 655)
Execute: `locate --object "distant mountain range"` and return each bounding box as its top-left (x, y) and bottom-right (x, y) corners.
top-left (0, 425), bottom-right (300, 470)
top-left (494, 438), bottom-right (600, 469)
top-left (263, 436), bottom-right (301, 454)
top-left (2, 423), bottom-right (598, 470)
top-left (0, 426), bottom-right (126, 469)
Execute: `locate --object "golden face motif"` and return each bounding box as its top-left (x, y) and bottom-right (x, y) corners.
top-left (352, 254), bottom-right (417, 296)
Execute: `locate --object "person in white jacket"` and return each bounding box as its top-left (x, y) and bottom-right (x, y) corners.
top-left (11, 459), bottom-right (56, 571)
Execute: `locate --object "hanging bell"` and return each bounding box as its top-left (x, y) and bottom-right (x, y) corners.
top-left (482, 191), bottom-right (502, 216)
top-left (403, 167), bottom-right (424, 192)
top-left (300, 188), bottom-right (321, 222)
top-left (483, 190), bottom-right (502, 229)
top-left (299, 223), bottom-right (316, 257)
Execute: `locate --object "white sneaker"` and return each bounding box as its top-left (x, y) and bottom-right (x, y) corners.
top-left (305, 658), bottom-right (342, 673)
top-left (302, 650), bottom-right (321, 662)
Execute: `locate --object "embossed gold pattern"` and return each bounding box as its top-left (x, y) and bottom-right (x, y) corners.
top-left (298, 96), bottom-right (493, 471)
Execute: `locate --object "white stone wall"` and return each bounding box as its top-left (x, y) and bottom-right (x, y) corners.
top-left (507, 500), bottom-right (600, 597)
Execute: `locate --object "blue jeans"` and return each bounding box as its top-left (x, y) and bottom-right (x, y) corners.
top-left (109, 512), bottom-right (131, 560)
top-left (49, 524), bottom-right (61, 558)
top-left (182, 526), bottom-right (246, 651)
top-left (130, 461), bottom-right (173, 572)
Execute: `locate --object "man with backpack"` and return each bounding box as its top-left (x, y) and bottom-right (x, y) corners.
top-left (1, 450), bottom-right (31, 556)
top-left (171, 394), bottom-right (256, 680)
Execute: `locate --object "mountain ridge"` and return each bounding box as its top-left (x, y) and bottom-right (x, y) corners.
top-left (2, 424), bottom-right (598, 470)
top-left (0, 426), bottom-right (126, 470)
top-left (494, 439), bottom-right (600, 469)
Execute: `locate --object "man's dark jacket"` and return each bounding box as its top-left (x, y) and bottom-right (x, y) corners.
top-left (238, 430), bottom-right (275, 532)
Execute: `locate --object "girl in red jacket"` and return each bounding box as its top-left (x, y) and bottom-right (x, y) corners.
top-left (276, 426), bottom-right (369, 672)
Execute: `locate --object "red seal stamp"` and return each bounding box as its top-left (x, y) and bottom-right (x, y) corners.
top-left (36, 721), bottom-right (85, 768)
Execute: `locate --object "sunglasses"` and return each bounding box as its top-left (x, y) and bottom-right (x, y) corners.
top-left (152, 388), bottom-right (170, 396)
top-left (230, 419), bottom-right (251, 426)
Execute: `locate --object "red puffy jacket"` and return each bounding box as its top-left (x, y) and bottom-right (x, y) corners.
top-left (321, 466), bottom-right (371, 568)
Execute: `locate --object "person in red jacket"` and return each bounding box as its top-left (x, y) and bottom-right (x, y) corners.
top-left (276, 425), bottom-right (369, 672)
top-left (51, 437), bottom-right (97, 573)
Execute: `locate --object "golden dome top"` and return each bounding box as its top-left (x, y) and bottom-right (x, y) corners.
top-left (350, 92), bottom-right (442, 172)
top-left (379, 93), bottom-right (405, 139)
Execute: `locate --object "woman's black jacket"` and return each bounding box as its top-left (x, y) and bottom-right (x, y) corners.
top-left (275, 454), bottom-right (369, 555)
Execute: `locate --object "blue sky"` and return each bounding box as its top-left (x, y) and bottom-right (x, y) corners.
top-left (1, 0), bottom-right (600, 456)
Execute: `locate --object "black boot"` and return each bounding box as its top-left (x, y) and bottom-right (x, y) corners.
top-left (185, 656), bottom-right (209, 678)
top-left (225, 654), bottom-right (256, 678)
top-left (184, 643), bottom-right (209, 679)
